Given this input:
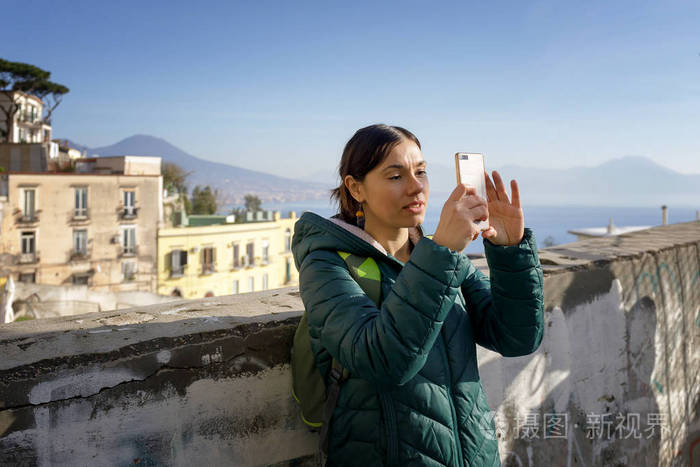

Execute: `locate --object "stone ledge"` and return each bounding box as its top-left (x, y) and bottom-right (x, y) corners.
top-left (0, 288), bottom-right (303, 372)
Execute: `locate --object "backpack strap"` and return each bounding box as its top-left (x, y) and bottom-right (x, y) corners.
top-left (337, 251), bottom-right (381, 304)
top-left (318, 251), bottom-right (381, 455)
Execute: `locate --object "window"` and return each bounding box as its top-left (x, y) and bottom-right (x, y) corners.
top-left (262, 273), bottom-right (269, 290)
top-left (232, 280), bottom-right (239, 294)
top-left (23, 189), bottom-right (36, 219)
top-left (19, 273), bottom-right (36, 283)
top-left (21, 231), bottom-right (35, 254)
top-left (20, 231), bottom-right (36, 263)
top-left (122, 262), bottom-right (137, 282)
top-left (232, 243), bottom-right (240, 269)
top-left (246, 242), bottom-right (255, 267)
top-left (122, 226), bottom-right (136, 255)
top-left (74, 187), bottom-right (87, 217)
top-left (285, 258), bottom-right (292, 284)
top-left (123, 190), bottom-right (136, 216)
top-left (202, 247), bottom-right (215, 274)
top-left (73, 229), bottom-right (88, 256)
top-left (285, 228), bottom-right (291, 252)
top-left (170, 249), bottom-right (188, 277)
top-left (72, 273), bottom-right (90, 285)
top-left (262, 240), bottom-right (269, 265)
top-left (248, 276), bottom-right (255, 292)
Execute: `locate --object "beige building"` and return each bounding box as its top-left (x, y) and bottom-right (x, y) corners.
top-left (0, 91), bottom-right (52, 144)
top-left (0, 156), bottom-right (163, 292)
top-left (157, 212), bottom-right (298, 298)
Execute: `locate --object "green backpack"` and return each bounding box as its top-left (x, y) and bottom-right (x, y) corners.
top-left (291, 250), bottom-right (382, 453)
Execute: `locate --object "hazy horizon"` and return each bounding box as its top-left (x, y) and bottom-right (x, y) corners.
top-left (79, 133), bottom-right (700, 177)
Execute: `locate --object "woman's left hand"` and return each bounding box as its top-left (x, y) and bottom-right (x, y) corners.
top-left (482, 170), bottom-right (524, 246)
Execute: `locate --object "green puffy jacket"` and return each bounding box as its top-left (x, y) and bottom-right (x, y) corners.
top-left (292, 212), bottom-right (544, 466)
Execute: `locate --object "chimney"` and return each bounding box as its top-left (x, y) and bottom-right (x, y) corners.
top-left (661, 205), bottom-right (668, 225)
top-left (607, 217), bottom-right (615, 234)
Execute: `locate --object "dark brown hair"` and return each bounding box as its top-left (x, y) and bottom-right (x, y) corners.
top-left (331, 124), bottom-right (421, 225)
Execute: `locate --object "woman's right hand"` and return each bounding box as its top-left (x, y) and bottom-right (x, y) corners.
top-left (431, 184), bottom-right (488, 252)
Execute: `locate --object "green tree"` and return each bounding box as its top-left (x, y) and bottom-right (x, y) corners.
top-left (190, 185), bottom-right (218, 215)
top-left (0, 58), bottom-right (70, 142)
top-left (244, 194), bottom-right (262, 212)
top-left (162, 162), bottom-right (190, 195)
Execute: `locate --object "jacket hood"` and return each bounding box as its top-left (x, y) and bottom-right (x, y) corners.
top-left (291, 211), bottom-right (423, 270)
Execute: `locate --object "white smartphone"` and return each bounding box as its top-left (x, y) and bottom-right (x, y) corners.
top-left (455, 152), bottom-right (489, 231)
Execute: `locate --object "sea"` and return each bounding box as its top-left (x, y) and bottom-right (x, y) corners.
top-left (224, 198), bottom-right (699, 255)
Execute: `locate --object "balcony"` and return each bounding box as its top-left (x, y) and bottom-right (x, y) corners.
top-left (71, 208), bottom-right (90, 222)
top-left (18, 252), bottom-right (38, 264)
top-left (201, 263), bottom-right (216, 275)
top-left (120, 207), bottom-right (139, 220)
top-left (16, 212), bottom-right (39, 224)
top-left (70, 249), bottom-right (91, 262)
top-left (119, 245), bottom-right (139, 258)
top-left (170, 266), bottom-right (186, 278)
top-left (18, 113), bottom-right (40, 124)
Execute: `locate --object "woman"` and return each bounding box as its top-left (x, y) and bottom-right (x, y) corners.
top-left (292, 124), bottom-right (543, 466)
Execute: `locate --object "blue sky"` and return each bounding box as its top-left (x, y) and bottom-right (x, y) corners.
top-left (5, 0), bottom-right (700, 178)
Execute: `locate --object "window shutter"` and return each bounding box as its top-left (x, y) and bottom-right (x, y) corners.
top-left (181, 250), bottom-right (188, 266)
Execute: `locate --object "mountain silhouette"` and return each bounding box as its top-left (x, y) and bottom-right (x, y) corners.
top-left (426, 155), bottom-right (700, 206)
top-left (64, 135), bottom-right (700, 207)
top-left (83, 134), bottom-right (328, 205)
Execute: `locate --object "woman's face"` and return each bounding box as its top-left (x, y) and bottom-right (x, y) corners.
top-left (348, 139), bottom-right (430, 233)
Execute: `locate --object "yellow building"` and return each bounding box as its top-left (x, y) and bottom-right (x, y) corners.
top-left (157, 211), bottom-right (298, 298)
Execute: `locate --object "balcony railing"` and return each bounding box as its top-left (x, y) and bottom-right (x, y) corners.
top-left (120, 207), bottom-right (139, 219)
top-left (70, 249), bottom-right (90, 261)
top-left (201, 263), bottom-right (216, 275)
top-left (119, 245), bottom-right (139, 257)
top-left (19, 252), bottom-right (38, 264)
top-left (18, 113), bottom-right (39, 124)
top-left (17, 213), bottom-right (39, 224)
top-left (72, 208), bottom-right (90, 221)
top-left (170, 266), bottom-right (186, 278)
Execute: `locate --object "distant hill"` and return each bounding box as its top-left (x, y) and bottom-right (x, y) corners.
top-left (427, 156), bottom-right (700, 206)
top-left (83, 135), bottom-right (329, 205)
top-left (63, 134), bottom-right (700, 207)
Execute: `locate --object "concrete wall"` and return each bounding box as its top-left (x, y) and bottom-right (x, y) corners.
top-left (0, 221), bottom-right (698, 466)
top-left (7, 282), bottom-right (179, 319)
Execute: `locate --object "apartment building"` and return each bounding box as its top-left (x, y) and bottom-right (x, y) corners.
top-left (0, 156), bottom-right (163, 292)
top-left (157, 211), bottom-right (298, 298)
top-left (0, 91), bottom-right (52, 144)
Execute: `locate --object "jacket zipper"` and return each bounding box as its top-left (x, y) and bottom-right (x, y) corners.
top-left (439, 330), bottom-right (466, 466)
top-left (379, 392), bottom-right (399, 465)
